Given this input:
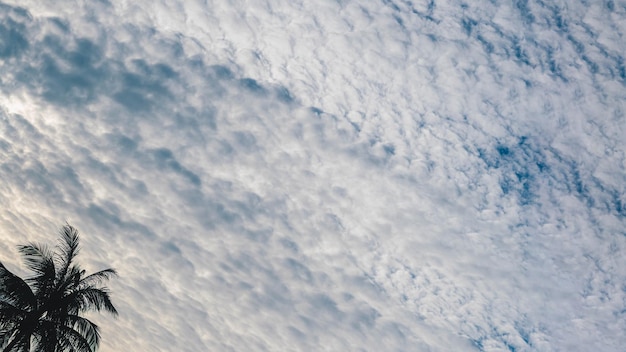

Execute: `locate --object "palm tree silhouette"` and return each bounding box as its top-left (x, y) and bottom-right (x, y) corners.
top-left (0, 224), bottom-right (117, 352)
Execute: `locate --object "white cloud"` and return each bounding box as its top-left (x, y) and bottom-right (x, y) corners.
top-left (1, 0), bottom-right (625, 351)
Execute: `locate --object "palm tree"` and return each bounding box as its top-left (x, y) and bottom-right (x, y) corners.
top-left (0, 224), bottom-right (117, 352)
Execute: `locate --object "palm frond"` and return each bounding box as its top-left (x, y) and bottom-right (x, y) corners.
top-left (78, 268), bottom-right (117, 289)
top-left (16, 336), bottom-right (30, 352)
top-left (38, 320), bottom-right (94, 352)
top-left (0, 301), bottom-right (29, 325)
top-left (0, 330), bottom-right (13, 350)
top-left (0, 263), bottom-right (36, 310)
top-left (17, 244), bottom-right (56, 297)
top-left (66, 315), bottom-right (100, 351)
top-left (58, 265), bottom-right (86, 296)
top-left (31, 329), bottom-right (52, 352)
top-left (17, 243), bottom-right (55, 276)
top-left (1, 329), bottom-right (30, 352)
top-left (55, 224), bottom-right (81, 286)
top-left (65, 287), bottom-right (118, 316)
top-left (0, 327), bottom-right (23, 349)
top-left (31, 320), bottom-right (58, 352)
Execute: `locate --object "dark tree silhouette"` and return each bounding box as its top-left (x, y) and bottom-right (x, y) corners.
top-left (0, 224), bottom-right (117, 352)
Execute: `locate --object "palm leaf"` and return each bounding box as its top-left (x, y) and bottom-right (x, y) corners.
top-left (58, 265), bottom-right (85, 297)
top-left (0, 301), bottom-right (29, 326)
top-left (17, 243), bottom-right (55, 277)
top-left (78, 268), bottom-right (117, 289)
top-left (37, 320), bottom-right (94, 352)
top-left (66, 315), bottom-right (100, 351)
top-left (17, 244), bottom-right (56, 298)
top-left (2, 328), bottom-right (30, 352)
top-left (0, 330), bottom-right (12, 349)
top-left (55, 224), bottom-right (81, 287)
top-left (0, 263), bottom-right (36, 310)
top-left (64, 287), bottom-right (118, 316)
top-left (31, 319), bottom-right (60, 352)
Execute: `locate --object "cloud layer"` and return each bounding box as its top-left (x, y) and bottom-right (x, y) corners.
top-left (1, 0), bottom-right (625, 350)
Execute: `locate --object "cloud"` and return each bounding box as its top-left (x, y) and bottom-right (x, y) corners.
top-left (0, 0), bottom-right (625, 351)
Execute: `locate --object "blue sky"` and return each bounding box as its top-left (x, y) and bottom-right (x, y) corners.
top-left (0, 0), bottom-right (625, 350)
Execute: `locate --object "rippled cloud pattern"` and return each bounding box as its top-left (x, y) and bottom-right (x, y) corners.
top-left (0, 1), bottom-right (625, 351)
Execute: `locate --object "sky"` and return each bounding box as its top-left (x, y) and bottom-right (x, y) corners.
top-left (0, 0), bottom-right (625, 351)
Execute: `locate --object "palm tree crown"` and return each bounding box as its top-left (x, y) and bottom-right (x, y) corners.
top-left (0, 224), bottom-right (117, 352)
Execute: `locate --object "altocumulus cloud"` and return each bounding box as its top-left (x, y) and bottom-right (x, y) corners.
top-left (0, 0), bottom-right (625, 351)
